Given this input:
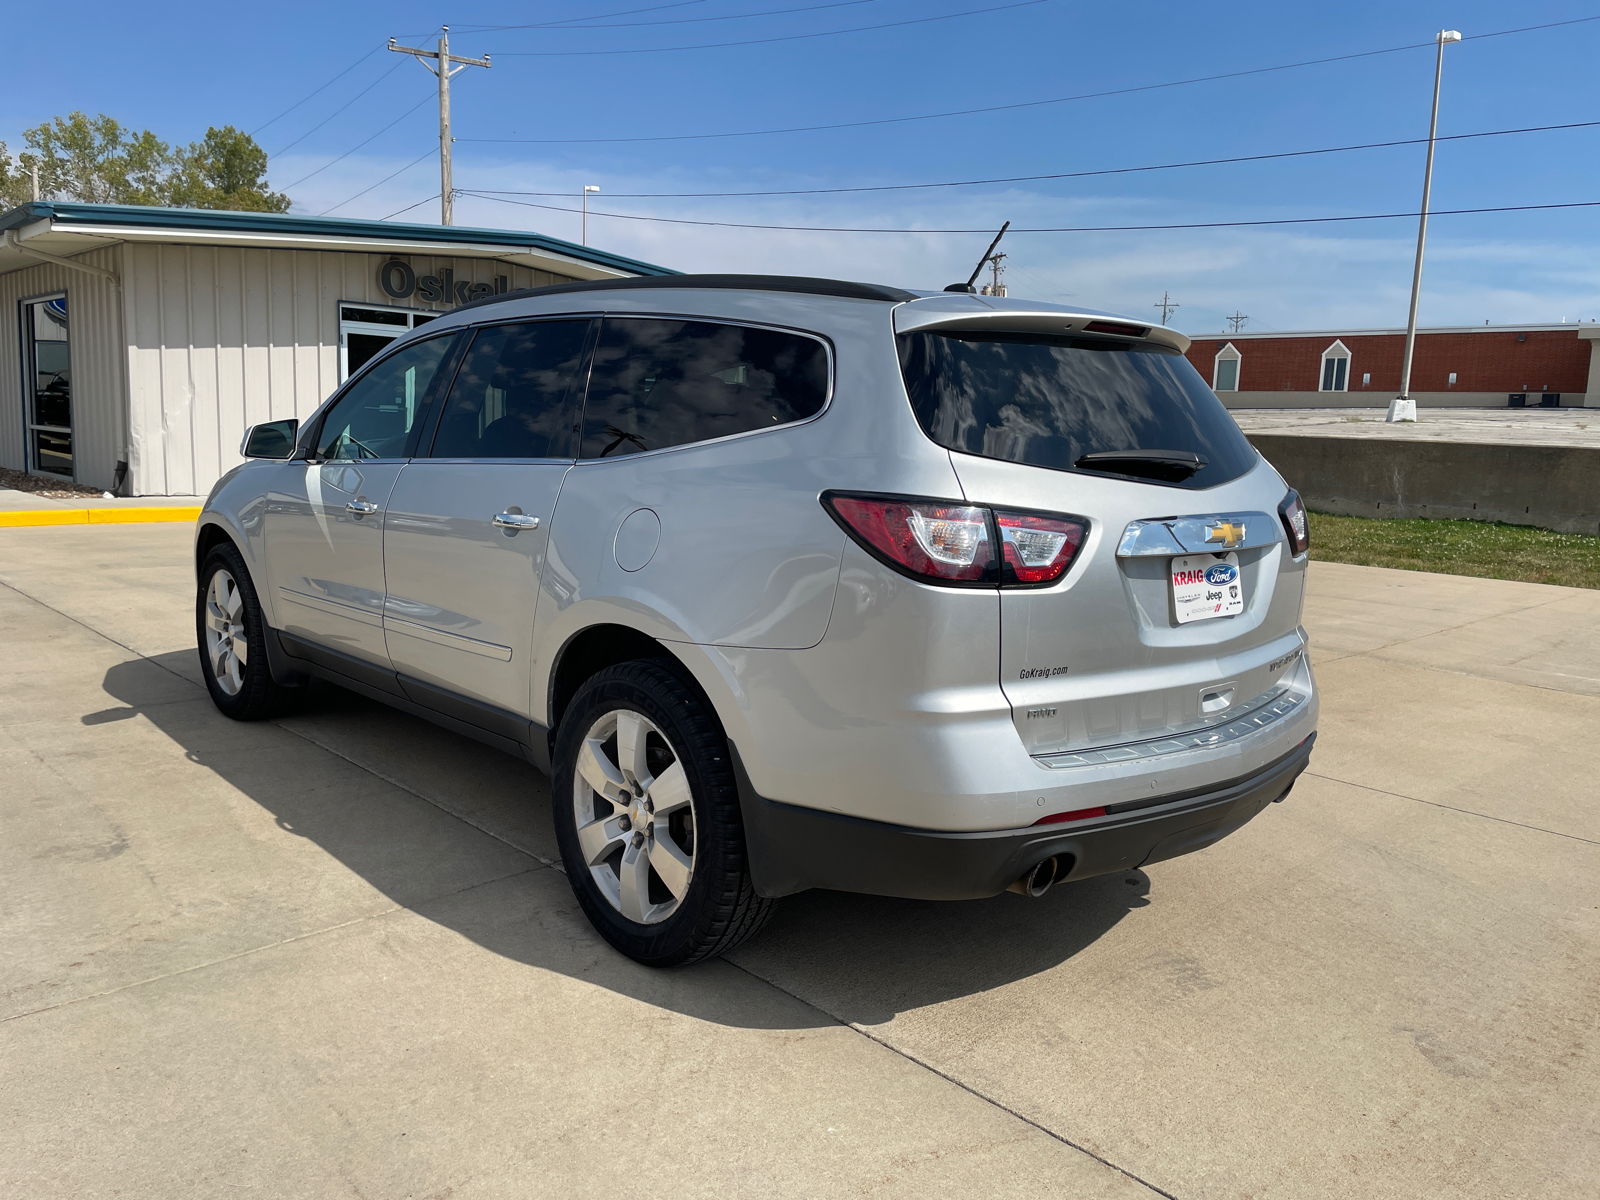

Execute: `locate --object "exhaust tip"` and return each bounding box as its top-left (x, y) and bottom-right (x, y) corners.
top-left (1007, 857), bottom-right (1058, 898)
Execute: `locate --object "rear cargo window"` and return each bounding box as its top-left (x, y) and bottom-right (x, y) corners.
top-left (897, 330), bottom-right (1258, 489)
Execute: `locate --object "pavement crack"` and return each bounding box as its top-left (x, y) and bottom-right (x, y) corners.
top-left (1305, 771), bottom-right (1600, 846)
top-left (2, 866), bottom-right (542, 1025)
top-left (724, 960), bottom-right (1183, 1200)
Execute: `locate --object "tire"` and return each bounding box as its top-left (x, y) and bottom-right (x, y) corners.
top-left (196, 542), bottom-right (299, 721)
top-left (552, 660), bottom-right (775, 966)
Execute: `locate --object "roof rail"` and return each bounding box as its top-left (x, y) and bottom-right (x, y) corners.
top-left (454, 273), bottom-right (918, 314)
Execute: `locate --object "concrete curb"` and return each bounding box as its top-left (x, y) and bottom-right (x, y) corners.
top-left (0, 506), bottom-right (201, 528)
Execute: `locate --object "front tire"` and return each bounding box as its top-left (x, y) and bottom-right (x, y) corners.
top-left (552, 660), bottom-right (774, 966)
top-left (197, 542), bottom-right (298, 720)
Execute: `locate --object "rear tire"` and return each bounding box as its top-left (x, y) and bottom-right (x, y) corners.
top-left (197, 542), bottom-right (298, 721)
top-left (552, 660), bottom-right (775, 966)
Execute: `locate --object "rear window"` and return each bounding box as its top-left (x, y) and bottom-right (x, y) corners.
top-left (581, 317), bottom-right (829, 459)
top-left (897, 330), bottom-right (1258, 489)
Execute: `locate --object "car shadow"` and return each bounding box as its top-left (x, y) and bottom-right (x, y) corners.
top-left (99, 650), bottom-right (1150, 1031)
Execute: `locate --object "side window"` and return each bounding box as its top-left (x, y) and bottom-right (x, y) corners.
top-left (315, 335), bottom-right (454, 461)
top-left (580, 318), bottom-right (829, 459)
top-left (428, 319), bottom-right (591, 459)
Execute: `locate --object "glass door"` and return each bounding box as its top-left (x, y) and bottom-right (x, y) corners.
top-left (24, 296), bottom-right (72, 478)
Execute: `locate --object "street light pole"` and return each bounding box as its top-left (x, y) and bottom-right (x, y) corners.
top-left (582, 185), bottom-right (600, 246)
top-left (1389, 29), bottom-right (1462, 423)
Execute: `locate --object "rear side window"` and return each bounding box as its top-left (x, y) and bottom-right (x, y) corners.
top-left (314, 334), bottom-right (453, 461)
top-left (429, 319), bottom-right (591, 459)
top-left (897, 331), bottom-right (1258, 489)
top-left (580, 317), bottom-right (829, 459)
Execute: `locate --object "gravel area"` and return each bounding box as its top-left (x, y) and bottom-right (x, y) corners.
top-left (0, 468), bottom-right (107, 499)
top-left (1229, 407), bottom-right (1600, 447)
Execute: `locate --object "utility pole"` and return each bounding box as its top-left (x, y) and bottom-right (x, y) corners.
top-left (1154, 291), bottom-right (1179, 326)
top-left (981, 253), bottom-right (1007, 297)
top-left (1390, 28), bottom-right (1462, 423)
top-left (389, 26), bottom-right (491, 226)
top-left (1226, 310), bottom-right (1249, 334)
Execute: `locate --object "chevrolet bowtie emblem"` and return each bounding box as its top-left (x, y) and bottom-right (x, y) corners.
top-left (1205, 520), bottom-right (1247, 549)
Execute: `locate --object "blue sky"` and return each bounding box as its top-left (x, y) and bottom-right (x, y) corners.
top-left (6, 1), bottom-right (1600, 333)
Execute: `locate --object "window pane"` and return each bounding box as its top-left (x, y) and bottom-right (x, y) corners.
top-left (316, 335), bottom-right (453, 461)
top-left (1215, 358), bottom-right (1239, 392)
top-left (581, 318), bottom-right (829, 459)
top-left (430, 320), bottom-right (590, 459)
top-left (898, 331), bottom-right (1258, 490)
top-left (1333, 358), bottom-right (1347, 391)
top-left (1322, 358), bottom-right (1336, 391)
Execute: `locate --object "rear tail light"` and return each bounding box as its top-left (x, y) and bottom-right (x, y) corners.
top-left (823, 492), bottom-right (1087, 587)
top-left (825, 495), bottom-right (993, 582)
top-left (1278, 489), bottom-right (1310, 556)
top-left (996, 511), bottom-right (1086, 584)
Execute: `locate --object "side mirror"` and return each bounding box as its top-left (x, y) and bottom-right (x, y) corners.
top-left (241, 419), bottom-right (299, 460)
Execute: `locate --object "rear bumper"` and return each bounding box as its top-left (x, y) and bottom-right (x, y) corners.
top-left (735, 733), bottom-right (1315, 900)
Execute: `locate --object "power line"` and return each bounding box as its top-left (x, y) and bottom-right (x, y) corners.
top-left (462, 0), bottom-right (878, 32)
top-left (271, 57), bottom-right (412, 158)
top-left (464, 118), bottom-right (1600, 200)
top-left (250, 44), bottom-right (385, 136)
top-left (455, 190), bottom-right (1600, 234)
top-left (457, 1), bottom-right (709, 31)
top-left (380, 193), bottom-right (443, 222)
top-left (321, 150), bottom-right (438, 216)
top-left (281, 92), bottom-right (436, 190)
top-left (463, 14), bottom-right (1600, 142)
top-left (490, 0), bottom-right (1051, 56)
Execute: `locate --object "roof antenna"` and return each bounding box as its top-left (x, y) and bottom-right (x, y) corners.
top-left (945, 221), bottom-right (1009, 293)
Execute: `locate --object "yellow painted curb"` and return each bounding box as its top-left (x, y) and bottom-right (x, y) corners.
top-left (0, 506), bottom-right (201, 528)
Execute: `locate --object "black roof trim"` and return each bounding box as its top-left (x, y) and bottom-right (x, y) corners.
top-left (454, 273), bottom-right (917, 314)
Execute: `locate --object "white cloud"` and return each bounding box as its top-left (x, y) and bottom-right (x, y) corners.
top-left (279, 150), bottom-right (1600, 334)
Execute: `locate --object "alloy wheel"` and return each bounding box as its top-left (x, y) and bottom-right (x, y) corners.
top-left (572, 708), bottom-right (696, 925)
top-left (203, 569), bottom-right (248, 696)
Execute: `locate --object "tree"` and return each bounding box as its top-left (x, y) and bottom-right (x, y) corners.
top-left (170, 126), bottom-right (289, 213)
top-left (0, 113), bottom-right (289, 214)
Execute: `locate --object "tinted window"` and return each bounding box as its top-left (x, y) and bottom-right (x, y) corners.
top-left (581, 318), bottom-right (829, 459)
top-left (429, 320), bottom-right (591, 459)
top-left (315, 335), bottom-right (453, 461)
top-left (897, 331), bottom-right (1258, 489)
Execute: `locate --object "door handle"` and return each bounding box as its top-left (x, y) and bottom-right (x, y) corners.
top-left (492, 512), bottom-right (540, 530)
top-left (345, 499), bottom-right (380, 515)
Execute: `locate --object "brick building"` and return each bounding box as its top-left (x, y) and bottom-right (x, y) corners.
top-left (1185, 323), bottom-right (1600, 409)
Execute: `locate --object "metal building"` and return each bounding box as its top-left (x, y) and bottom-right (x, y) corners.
top-left (0, 202), bottom-right (673, 496)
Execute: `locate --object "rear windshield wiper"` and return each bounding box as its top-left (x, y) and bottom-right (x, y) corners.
top-left (1074, 450), bottom-right (1207, 482)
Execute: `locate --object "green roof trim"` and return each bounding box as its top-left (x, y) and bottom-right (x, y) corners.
top-left (0, 201), bottom-right (677, 277)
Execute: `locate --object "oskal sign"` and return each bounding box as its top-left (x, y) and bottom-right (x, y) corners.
top-left (379, 260), bottom-right (512, 307)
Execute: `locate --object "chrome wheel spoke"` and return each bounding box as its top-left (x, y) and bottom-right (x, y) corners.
top-left (647, 761), bottom-right (691, 819)
top-left (648, 833), bottom-right (692, 900)
top-left (614, 709), bottom-right (650, 789)
top-left (617, 838), bottom-right (654, 923)
top-left (576, 813), bottom-right (629, 866)
top-left (231, 632), bottom-right (249, 665)
top-left (205, 600), bottom-right (230, 634)
top-left (577, 737), bottom-right (629, 805)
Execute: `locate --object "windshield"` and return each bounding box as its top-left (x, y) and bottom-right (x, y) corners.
top-left (897, 330), bottom-right (1258, 489)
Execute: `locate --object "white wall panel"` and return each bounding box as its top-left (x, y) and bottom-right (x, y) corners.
top-left (122, 245), bottom-right (575, 496)
top-left (0, 245), bottom-right (127, 491)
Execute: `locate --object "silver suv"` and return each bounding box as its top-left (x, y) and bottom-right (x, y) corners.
top-left (197, 275), bottom-right (1318, 966)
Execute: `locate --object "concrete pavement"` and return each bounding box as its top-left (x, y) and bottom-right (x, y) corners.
top-left (2, 525), bottom-right (1596, 1198)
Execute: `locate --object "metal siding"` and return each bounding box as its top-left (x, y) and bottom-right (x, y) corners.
top-left (113, 246), bottom-right (577, 496)
top-left (0, 245), bottom-right (126, 490)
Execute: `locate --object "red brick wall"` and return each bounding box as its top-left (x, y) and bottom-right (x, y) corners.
top-left (1186, 329), bottom-right (1591, 395)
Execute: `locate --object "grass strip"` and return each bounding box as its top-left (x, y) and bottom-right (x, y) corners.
top-left (1310, 511), bottom-right (1600, 590)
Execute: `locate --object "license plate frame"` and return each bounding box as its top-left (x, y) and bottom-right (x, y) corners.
top-left (1170, 553), bottom-right (1244, 624)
